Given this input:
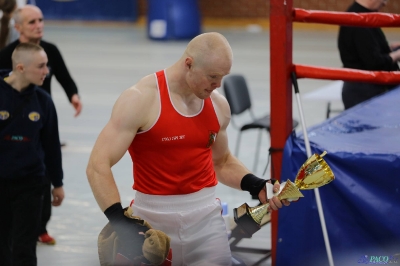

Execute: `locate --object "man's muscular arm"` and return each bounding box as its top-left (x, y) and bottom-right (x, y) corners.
top-left (86, 88), bottom-right (141, 211)
top-left (211, 92), bottom-right (289, 210)
top-left (87, 76), bottom-right (163, 262)
top-left (86, 76), bottom-right (156, 211)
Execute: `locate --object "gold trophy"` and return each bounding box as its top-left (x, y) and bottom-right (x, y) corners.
top-left (233, 151), bottom-right (335, 237)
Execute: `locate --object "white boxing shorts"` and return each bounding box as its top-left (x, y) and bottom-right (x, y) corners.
top-left (131, 186), bottom-right (232, 266)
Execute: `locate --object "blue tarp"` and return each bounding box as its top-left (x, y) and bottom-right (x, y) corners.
top-left (277, 87), bottom-right (400, 266)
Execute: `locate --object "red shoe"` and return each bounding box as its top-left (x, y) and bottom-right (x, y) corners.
top-left (38, 233), bottom-right (56, 245)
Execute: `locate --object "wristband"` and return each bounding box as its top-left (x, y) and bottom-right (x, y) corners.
top-left (104, 202), bottom-right (124, 223)
top-left (241, 173), bottom-right (278, 197)
top-left (240, 173), bottom-right (267, 197)
top-left (103, 202), bottom-right (148, 261)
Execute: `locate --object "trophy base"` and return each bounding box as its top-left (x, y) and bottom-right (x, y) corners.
top-left (233, 203), bottom-right (261, 238)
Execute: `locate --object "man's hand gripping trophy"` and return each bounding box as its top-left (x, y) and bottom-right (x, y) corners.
top-left (233, 151), bottom-right (335, 237)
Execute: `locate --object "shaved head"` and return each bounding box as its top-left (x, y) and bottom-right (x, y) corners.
top-left (184, 32), bottom-right (233, 68)
top-left (173, 32), bottom-right (233, 99)
top-left (12, 42), bottom-right (44, 69)
top-left (13, 4), bottom-right (42, 24)
top-left (13, 4), bottom-right (44, 44)
top-left (9, 42), bottom-right (48, 87)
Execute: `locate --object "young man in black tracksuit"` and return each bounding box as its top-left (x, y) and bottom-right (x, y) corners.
top-left (0, 43), bottom-right (64, 266)
top-left (338, 0), bottom-right (400, 109)
top-left (0, 5), bottom-right (80, 244)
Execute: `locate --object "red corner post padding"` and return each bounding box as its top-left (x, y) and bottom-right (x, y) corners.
top-left (292, 8), bottom-right (400, 27)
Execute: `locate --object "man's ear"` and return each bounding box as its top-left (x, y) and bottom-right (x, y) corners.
top-left (14, 23), bottom-right (21, 33)
top-left (185, 57), bottom-right (193, 70)
top-left (16, 63), bottom-right (24, 73)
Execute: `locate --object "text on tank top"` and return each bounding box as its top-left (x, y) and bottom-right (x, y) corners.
top-left (128, 70), bottom-right (220, 195)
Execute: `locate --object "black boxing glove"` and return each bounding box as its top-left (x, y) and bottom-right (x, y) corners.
top-left (104, 202), bottom-right (151, 263)
top-left (240, 173), bottom-right (277, 199)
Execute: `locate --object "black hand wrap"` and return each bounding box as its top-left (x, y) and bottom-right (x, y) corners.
top-left (240, 173), bottom-right (277, 198)
top-left (240, 173), bottom-right (267, 198)
top-left (104, 202), bottom-right (150, 262)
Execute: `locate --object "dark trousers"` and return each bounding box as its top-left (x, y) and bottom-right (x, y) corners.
top-left (342, 81), bottom-right (396, 110)
top-left (39, 180), bottom-right (52, 235)
top-left (0, 177), bottom-right (45, 266)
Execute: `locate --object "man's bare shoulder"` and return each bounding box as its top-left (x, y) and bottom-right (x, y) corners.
top-left (211, 90), bottom-right (230, 111)
top-left (125, 74), bottom-right (157, 97)
top-left (116, 74), bottom-right (158, 107)
top-left (136, 74), bottom-right (158, 92)
top-left (211, 90), bottom-right (231, 129)
top-left (111, 74), bottom-right (159, 131)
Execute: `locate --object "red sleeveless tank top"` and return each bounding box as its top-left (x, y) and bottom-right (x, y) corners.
top-left (128, 70), bottom-right (220, 195)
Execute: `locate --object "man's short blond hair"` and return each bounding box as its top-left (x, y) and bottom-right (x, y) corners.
top-left (11, 42), bottom-right (44, 70)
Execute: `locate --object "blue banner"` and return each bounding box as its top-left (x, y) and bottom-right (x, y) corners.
top-left (277, 87), bottom-right (400, 266)
top-left (36, 0), bottom-right (138, 21)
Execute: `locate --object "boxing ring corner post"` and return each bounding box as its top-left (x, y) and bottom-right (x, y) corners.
top-left (270, 2), bottom-right (400, 266)
top-left (269, 0), bottom-right (294, 265)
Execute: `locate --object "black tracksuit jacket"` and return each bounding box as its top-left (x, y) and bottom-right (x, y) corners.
top-left (0, 70), bottom-right (63, 187)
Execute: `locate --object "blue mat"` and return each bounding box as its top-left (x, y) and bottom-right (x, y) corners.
top-left (277, 87), bottom-right (400, 266)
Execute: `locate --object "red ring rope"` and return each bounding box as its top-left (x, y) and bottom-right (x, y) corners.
top-left (294, 64), bottom-right (400, 84)
top-left (293, 8), bottom-right (400, 27)
top-left (292, 9), bottom-right (400, 84)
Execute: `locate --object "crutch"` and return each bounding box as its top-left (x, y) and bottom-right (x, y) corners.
top-left (291, 72), bottom-right (335, 266)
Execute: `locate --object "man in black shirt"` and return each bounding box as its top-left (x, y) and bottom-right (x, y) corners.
top-left (338, 0), bottom-right (400, 109)
top-left (0, 4), bottom-right (81, 245)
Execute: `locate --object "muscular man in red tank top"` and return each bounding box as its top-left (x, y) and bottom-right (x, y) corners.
top-left (87, 32), bottom-right (289, 265)
top-left (129, 69), bottom-right (220, 195)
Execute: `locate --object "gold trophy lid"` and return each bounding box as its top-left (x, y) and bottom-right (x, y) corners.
top-left (295, 151), bottom-right (335, 190)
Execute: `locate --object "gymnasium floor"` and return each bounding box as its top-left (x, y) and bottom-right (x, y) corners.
top-left (35, 21), bottom-right (397, 266)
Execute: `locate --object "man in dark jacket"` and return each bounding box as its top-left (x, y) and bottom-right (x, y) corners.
top-left (0, 4), bottom-right (79, 244)
top-left (0, 42), bottom-right (64, 266)
top-left (338, 0), bottom-right (400, 109)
